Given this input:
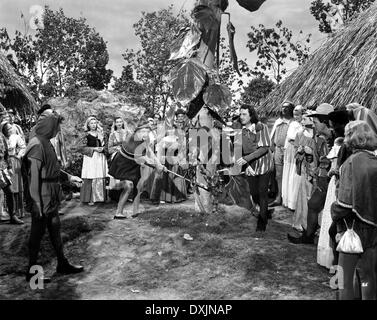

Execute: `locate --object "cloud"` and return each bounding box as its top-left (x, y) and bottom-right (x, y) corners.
top-left (0, 0), bottom-right (326, 79)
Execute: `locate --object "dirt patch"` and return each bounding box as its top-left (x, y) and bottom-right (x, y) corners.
top-left (0, 198), bottom-right (335, 300)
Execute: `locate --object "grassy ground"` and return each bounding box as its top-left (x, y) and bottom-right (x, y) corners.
top-left (0, 196), bottom-right (335, 300)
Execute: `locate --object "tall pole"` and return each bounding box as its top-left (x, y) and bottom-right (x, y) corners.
top-left (193, 0), bottom-right (226, 214)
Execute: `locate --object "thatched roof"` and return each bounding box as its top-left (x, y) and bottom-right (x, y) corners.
top-left (259, 3), bottom-right (377, 116)
top-left (0, 52), bottom-right (37, 115)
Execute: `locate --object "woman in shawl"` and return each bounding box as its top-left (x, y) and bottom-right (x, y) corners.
top-left (346, 103), bottom-right (377, 135)
top-left (80, 116), bottom-right (108, 205)
top-left (108, 117), bottom-right (131, 199)
top-left (291, 114), bottom-right (317, 232)
top-left (139, 117), bottom-right (158, 199)
top-left (316, 137), bottom-right (343, 269)
top-left (2, 122), bottom-right (26, 218)
top-left (0, 127), bottom-right (24, 225)
top-left (150, 108), bottom-right (188, 204)
top-left (282, 105), bottom-right (304, 210)
top-left (331, 120), bottom-right (377, 300)
top-left (317, 107), bottom-right (350, 270)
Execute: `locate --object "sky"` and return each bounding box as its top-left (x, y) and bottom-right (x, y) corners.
top-left (0, 0), bottom-right (327, 80)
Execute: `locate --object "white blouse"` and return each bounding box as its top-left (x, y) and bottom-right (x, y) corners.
top-left (6, 134), bottom-right (26, 158)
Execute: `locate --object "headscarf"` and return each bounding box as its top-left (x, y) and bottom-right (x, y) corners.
top-left (346, 103), bottom-right (377, 135)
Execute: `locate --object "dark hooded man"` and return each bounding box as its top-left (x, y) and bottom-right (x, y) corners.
top-left (24, 109), bottom-right (84, 283)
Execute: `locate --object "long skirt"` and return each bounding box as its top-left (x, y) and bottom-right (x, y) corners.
top-left (81, 152), bottom-right (108, 203)
top-left (292, 167), bottom-right (312, 231)
top-left (282, 144), bottom-right (300, 210)
top-left (9, 156), bottom-right (23, 193)
top-left (81, 178), bottom-right (107, 203)
top-left (317, 176), bottom-right (336, 269)
top-left (151, 164), bottom-right (187, 203)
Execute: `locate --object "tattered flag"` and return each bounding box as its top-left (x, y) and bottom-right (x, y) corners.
top-left (235, 0), bottom-right (266, 13)
top-left (203, 83), bottom-right (232, 110)
top-left (169, 25), bottom-right (201, 61)
top-left (169, 58), bottom-right (208, 106)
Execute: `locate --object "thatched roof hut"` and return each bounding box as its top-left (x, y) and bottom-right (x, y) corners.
top-left (259, 3), bottom-right (377, 116)
top-left (0, 52), bottom-right (37, 116)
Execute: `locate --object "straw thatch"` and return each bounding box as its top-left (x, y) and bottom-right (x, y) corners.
top-left (259, 3), bottom-right (377, 116)
top-left (0, 52), bottom-right (37, 115)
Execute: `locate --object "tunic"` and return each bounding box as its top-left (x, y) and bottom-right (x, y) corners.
top-left (24, 136), bottom-right (64, 215)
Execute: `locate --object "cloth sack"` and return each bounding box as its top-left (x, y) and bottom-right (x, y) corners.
top-left (336, 219), bottom-right (363, 254)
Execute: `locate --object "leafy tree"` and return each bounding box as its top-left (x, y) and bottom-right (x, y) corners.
top-left (310, 0), bottom-right (375, 33)
top-left (0, 6), bottom-right (113, 99)
top-left (246, 20), bottom-right (311, 84)
top-left (113, 65), bottom-right (146, 107)
top-left (218, 37), bottom-right (251, 99)
top-left (240, 77), bottom-right (275, 105)
top-left (114, 5), bottom-right (189, 116)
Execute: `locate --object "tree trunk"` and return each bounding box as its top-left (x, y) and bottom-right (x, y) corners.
top-left (193, 0), bottom-right (224, 214)
top-left (194, 108), bottom-right (217, 214)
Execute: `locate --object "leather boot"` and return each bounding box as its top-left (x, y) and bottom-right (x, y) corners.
top-left (255, 217), bottom-right (267, 232)
top-left (56, 258), bottom-right (84, 275)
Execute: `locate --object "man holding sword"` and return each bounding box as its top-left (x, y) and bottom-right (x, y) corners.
top-left (24, 108), bottom-right (84, 283)
top-left (235, 104), bottom-right (274, 232)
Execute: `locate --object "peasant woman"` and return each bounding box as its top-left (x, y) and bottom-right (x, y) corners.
top-left (80, 116), bottom-right (108, 205)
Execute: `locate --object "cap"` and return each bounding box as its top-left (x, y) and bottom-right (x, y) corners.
top-left (306, 103), bottom-right (334, 117)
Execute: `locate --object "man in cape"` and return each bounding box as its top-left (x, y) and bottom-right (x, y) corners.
top-left (24, 109), bottom-right (84, 283)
